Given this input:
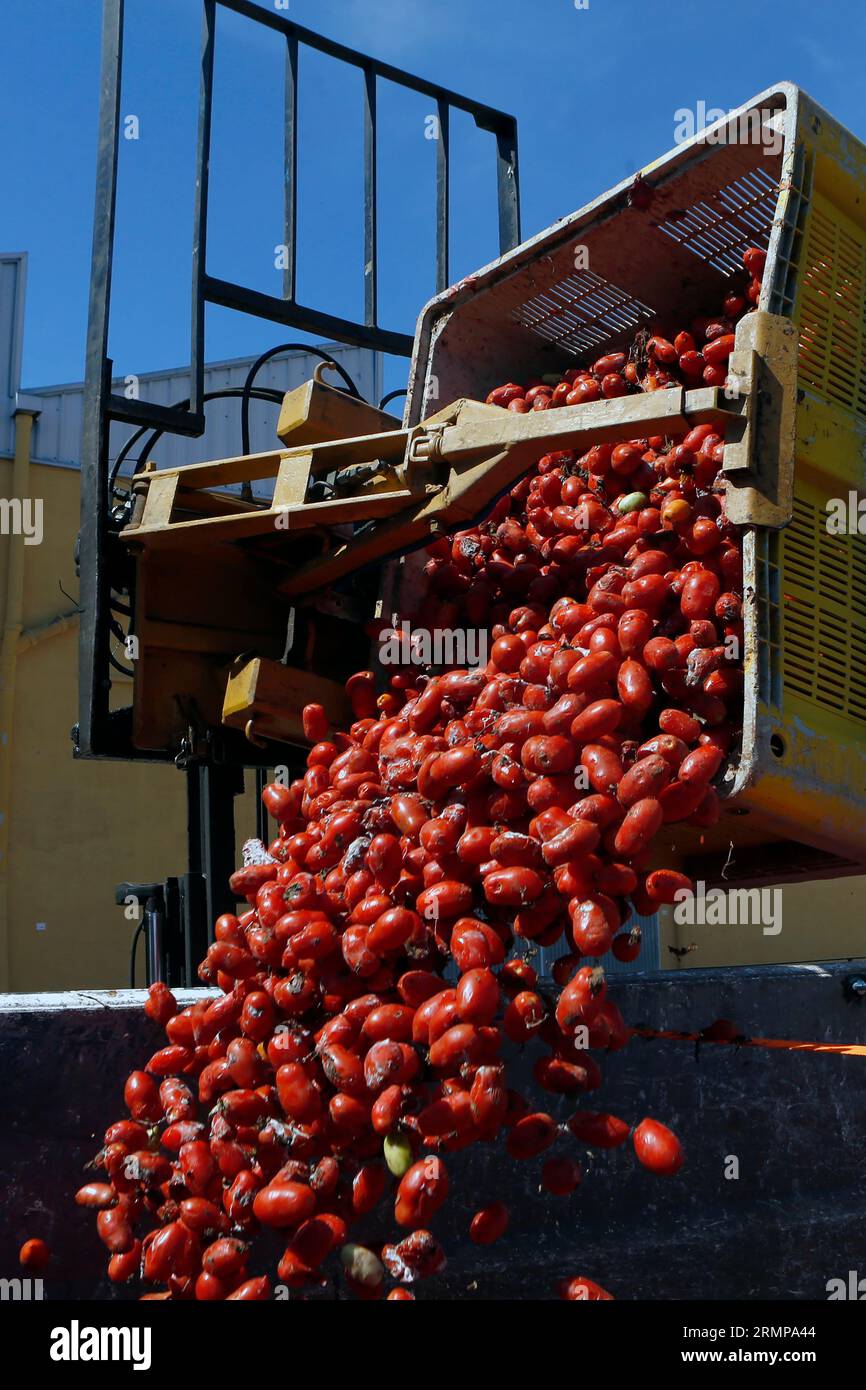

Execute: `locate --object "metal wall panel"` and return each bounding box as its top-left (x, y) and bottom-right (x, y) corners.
top-left (0, 253), bottom-right (27, 458)
top-left (24, 342), bottom-right (382, 472)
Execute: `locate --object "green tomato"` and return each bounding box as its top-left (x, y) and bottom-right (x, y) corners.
top-left (617, 491), bottom-right (648, 514)
top-left (384, 1132), bottom-right (414, 1178)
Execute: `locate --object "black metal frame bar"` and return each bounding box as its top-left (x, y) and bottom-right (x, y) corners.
top-left (78, 0), bottom-right (520, 764)
top-left (194, 0), bottom-right (521, 374)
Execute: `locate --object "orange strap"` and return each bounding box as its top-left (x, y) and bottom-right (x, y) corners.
top-left (629, 1027), bottom-right (866, 1058)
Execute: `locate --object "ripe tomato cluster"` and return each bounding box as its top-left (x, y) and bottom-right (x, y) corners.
top-left (72, 251), bottom-right (761, 1301)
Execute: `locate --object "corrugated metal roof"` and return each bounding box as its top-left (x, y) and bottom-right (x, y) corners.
top-left (23, 342), bottom-right (384, 474)
top-left (0, 253), bottom-right (27, 457)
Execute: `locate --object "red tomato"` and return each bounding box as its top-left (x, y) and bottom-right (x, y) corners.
top-left (633, 1117), bottom-right (684, 1176)
top-left (19, 1238), bottom-right (51, 1271)
top-left (470, 1202), bottom-right (509, 1245)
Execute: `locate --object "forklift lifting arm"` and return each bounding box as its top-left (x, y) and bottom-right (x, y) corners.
top-left (120, 310), bottom-right (796, 759)
top-left (123, 311), bottom-right (796, 601)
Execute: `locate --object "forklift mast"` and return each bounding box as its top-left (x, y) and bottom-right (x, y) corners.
top-left (76, 0), bottom-right (520, 983)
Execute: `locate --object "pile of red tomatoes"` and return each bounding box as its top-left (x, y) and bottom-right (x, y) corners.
top-left (73, 251), bottom-right (761, 1301)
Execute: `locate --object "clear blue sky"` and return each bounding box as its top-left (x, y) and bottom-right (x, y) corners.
top-left (2, 0), bottom-right (864, 398)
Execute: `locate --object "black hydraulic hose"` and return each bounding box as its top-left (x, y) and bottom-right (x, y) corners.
top-left (239, 344), bottom-right (362, 456)
top-left (129, 919), bottom-right (145, 988)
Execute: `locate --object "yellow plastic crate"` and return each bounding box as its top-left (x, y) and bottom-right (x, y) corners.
top-left (402, 82), bottom-right (866, 875)
top-left (738, 99), bottom-right (866, 863)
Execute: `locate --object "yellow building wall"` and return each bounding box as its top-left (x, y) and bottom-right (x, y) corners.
top-left (1, 451), bottom-right (864, 989)
top-left (658, 874), bottom-right (866, 970)
top-left (0, 453), bottom-right (258, 991)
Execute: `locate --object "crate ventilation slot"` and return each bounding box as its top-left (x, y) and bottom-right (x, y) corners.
top-left (656, 168), bottom-right (777, 274)
top-left (511, 270), bottom-right (654, 355)
top-left (797, 201), bottom-right (866, 419)
top-left (781, 496), bottom-right (866, 724)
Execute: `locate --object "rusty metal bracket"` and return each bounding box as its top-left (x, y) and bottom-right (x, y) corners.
top-left (722, 311), bottom-right (798, 528)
